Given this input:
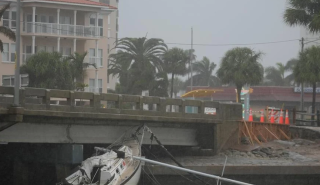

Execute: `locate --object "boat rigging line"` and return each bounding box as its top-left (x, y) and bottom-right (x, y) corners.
top-left (133, 156), bottom-right (253, 185)
top-left (142, 145), bottom-right (200, 185)
top-left (144, 126), bottom-right (212, 185)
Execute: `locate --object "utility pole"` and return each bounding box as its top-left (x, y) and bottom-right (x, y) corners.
top-left (190, 27), bottom-right (193, 91)
top-left (14, 0), bottom-right (21, 106)
top-left (189, 27), bottom-right (194, 113)
top-left (300, 37), bottom-right (304, 115)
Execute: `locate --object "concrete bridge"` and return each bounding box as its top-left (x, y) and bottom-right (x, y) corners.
top-left (0, 86), bottom-right (241, 153)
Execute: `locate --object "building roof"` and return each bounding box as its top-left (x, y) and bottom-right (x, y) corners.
top-left (185, 86), bottom-right (320, 103)
top-left (23, 0), bottom-right (117, 9)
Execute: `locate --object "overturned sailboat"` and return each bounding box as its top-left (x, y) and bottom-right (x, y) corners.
top-left (57, 128), bottom-right (142, 185)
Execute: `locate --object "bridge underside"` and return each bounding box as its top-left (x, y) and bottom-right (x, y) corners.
top-left (0, 122), bottom-right (198, 146)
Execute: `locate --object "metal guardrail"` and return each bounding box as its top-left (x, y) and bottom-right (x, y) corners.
top-left (0, 86), bottom-right (222, 120)
top-left (292, 108), bottom-right (320, 127)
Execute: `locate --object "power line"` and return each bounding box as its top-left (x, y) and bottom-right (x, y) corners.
top-left (16, 21), bottom-right (313, 47)
top-left (166, 39), bottom-right (299, 46)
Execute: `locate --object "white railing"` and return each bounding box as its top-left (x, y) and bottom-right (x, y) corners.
top-left (22, 53), bottom-right (33, 64)
top-left (23, 22), bottom-right (101, 38)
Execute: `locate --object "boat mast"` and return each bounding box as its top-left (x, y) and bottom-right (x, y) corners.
top-left (132, 156), bottom-right (253, 185)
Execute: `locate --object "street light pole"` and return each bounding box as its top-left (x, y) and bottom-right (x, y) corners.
top-left (300, 38), bottom-right (304, 116)
top-left (14, 0), bottom-right (21, 106)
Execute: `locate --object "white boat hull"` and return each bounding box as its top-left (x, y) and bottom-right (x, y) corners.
top-left (121, 163), bottom-right (141, 185)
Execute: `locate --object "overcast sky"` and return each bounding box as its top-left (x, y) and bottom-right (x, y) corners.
top-left (118, 0), bottom-right (301, 69)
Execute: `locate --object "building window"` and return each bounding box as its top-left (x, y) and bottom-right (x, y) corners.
top-left (89, 48), bottom-right (95, 66)
top-left (10, 44), bottom-right (16, 62)
top-left (2, 43), bottom-right (9, 62)
top-left (98, 19), bottom-right (103, 36)
top-left (3, 9), bottom-right (16, 29)
top-left (90, 18), bottom-right (95, 25)
top-left (107, 44), bottom-right (110, 54)
top-left (89, 79), bottom-right (102, 93)
top-left (2, 75), bottom-right (29, 87)
top-left (98, 79), bottom-right (102, 93)
top-left (1, 43), bottom-right (16, 62)
top-left (98, 49), bottom-right (103, 67)
top-left (108, 29), bottom-right (111, 38)
top-left (90, 16), bottom-right (103, 37)
top-left (107, 59), bottom-right (110, 84)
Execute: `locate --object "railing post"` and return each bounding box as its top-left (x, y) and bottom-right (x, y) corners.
top-left (198, 100), bottom-right (204, 114)
top-left (138, 96), bottom-right (143, 111)
top-left (118, 95), bottom-right (123, 112)
top-left (68, 91), bottom-right (75, 111)
top-left (293, 107), bottom-right (296, 126)
top-left (317, 110), bottom-right (320, 127)
top-left (180, 99), bottom-right (185, 113)
top-left (159, 98), bottom-right (166, 113)
top-left (19, 88), bottom-right (25, 107)
top-left (43, 89), bottom-right (50, 110)
top-left (93, 93), bottom-right (100, 111)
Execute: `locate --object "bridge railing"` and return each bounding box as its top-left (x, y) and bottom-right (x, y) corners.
top-left (0, 86), bottom-right (221, 119)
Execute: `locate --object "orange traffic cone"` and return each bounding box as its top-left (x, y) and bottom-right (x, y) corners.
top-left (260, 109), bottom-right (264, 123)
top-left (270, 109), bottom-right (275, 123)
top-left (285, 110), bottom-right (290, 125)
top-left (248, 108), bottom-right (253, 122)
top-left (279, 109), bottom-right (284, 124)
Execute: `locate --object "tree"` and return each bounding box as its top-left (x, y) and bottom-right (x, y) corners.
top-left (163, 47), bottom-right (188, 98)
top-left (284, 0), bottom-right (320, 33)
top-left (109, 37), bottom-right (167, 95)
top-left (294, 46), bottom-right (320, 120)
top-left (185, 57), bottom-right (220, 87)
top-left (263, 59), bottom-right (299, 86)
top-left (217, 47), bottom-right (264, 102)
top-left (108, 51), bottom-right (132, 94)
top-left (284, 58), bottom-right (299, 86)
top-left (0, 3), bottom-right (16, 52)
top-left (264, 63), bottom-right (286, 86)
top-left (67, 52), bottom-right (90, 91)
top-left (21, 52), bottom-right (74, 90)
top-left (169, 77), bottom-right (184, 98)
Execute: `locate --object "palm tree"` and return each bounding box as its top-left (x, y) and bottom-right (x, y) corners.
top-left (217, 47), bottom-right (264, 102)
top-left (163, 47), bottom-right (188, 98)
top-left (110, 37), bottom-right (167, 94)
top-left (185, 57), bottom-right (220, 87)
top-left (168, 77), bottom-right (184, 98)
top-left (67, 52), bottom-right (90, 91)
top-left (0, 3), bottom-right (16, 52)
top-left (294, 46), bottom-right (320, 120)
top-left (284, 58), bottom-right (299, 86)
top-left (21, 52), bottom-right (74, 90)
top-left (108, 51), bottom-right (132, 94)
top-left (284, 0), bottom-right (320, 33)
top-left (264, 63), bottom-right (286, 86)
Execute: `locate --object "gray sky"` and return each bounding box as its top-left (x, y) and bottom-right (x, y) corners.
top-left (118, 0), bottom-right (301, 69)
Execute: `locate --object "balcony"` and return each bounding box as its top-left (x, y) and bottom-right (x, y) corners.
top-left (23, 22), bottom-right (101, 38)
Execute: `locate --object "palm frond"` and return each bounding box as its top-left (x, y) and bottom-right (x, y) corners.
top-left (0, 3), bottom-right (10, 21)
top-left (0, 26), bottom-right (16, 41)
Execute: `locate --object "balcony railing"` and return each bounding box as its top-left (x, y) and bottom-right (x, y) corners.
top-left (23, 22), bottom-right (101, 38)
